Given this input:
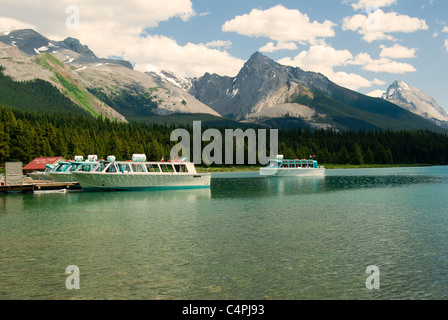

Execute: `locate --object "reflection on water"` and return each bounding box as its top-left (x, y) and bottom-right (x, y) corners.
top-left (211, 168), bottom-right (448, 199)
top-left (1, 166), bottom-right (448, 299)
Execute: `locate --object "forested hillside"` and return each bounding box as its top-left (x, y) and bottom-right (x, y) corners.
top-left (1, 107), bottom-right (447, 166)
top-left (0, 65), bottom-right (88, 116)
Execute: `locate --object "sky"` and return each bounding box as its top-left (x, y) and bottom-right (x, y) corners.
top-left (1, 0), bottom-right (448, 109)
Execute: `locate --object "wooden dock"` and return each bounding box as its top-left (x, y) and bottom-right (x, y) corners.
top-left (0, 180), bottom-right (81, 193)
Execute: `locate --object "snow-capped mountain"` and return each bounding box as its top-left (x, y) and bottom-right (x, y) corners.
top-left (145, 70), bottom-right (193, 91)
top-left (1, 29), bottom-right (445, 131)
top-left (382, 80), bottom-right (448, 128)
top-left (0, 29), bottom-right (133, 69)
top-left (0, 29), bottom-right (220, 120)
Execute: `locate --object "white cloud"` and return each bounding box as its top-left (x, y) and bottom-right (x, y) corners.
top-left (342, 9), bottom-right (428, 42)
top-left (1, 0), bottom-right (195, 36)
top-left (277, 42), bottom-right (416, 90)
top-left (0, 0), bottom-right (246, 77)
top-left (328, 71), bottom-right (373, 91)
top-left (130, 35), bottom-right (243, 77)
top-left (346, 0), bottom-right (397, 10)
top-left (259, 41), bottom-right (298, 53)
top-left (278, 44), bottom-right (353, 76)
top-left (433, 26), bottom-right (448, 38)
top-left (364, 60), bottom-right (416, 73)
top-left (372, 78), bottom-right (386, 85)
top-left (350, 52), bottom-right (417, 73)
top-left (422, 0), bottom-right (436, 9)
top-left (0, 17), bottom-right (35, 32)
top-left (205, 40), bottom-right (232, 50)
top-left (222, 5), bottom-right (336, 44)
top-left (445, 39), bottom-right (448, 53)
top-left (379, 44), bottom-right (416, 59)
top-left (366, 89), bottom-right (385, 97)
top-left (278, 44), bottom-right (373, 90)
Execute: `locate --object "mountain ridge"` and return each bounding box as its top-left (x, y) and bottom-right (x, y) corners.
top-left (0, 29), bottom-right (220, 122)
top-left (0, 29), bottom-right (446, 132)
top-left (188, 51), bottom-right (445, 132)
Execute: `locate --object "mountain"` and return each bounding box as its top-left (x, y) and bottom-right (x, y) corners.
top-left (188, 52), bottom-right (332, 128)
top-left (188, 51), bottom-right (445, 132)
top-left (1, 30), bottom-right (446, 132)
top-left (382, 80), bottom-right (448, 129)
top-left (0, 29), bottom-right (133, 69)
top-left (0, 29), bottom-right (220, 122)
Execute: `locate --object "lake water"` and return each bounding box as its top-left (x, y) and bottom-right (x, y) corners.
top-left (1, 166), bottom-right (448, 300)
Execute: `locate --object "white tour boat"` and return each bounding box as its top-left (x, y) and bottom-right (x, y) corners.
top-left (71, 154), bottom-right (211, 191)
top-left (259, 155), bottom-right (325, 177)
top-left (49, 155), bottom-right (99, 182)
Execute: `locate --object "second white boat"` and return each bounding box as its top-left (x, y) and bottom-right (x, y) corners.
top-left (259, 155), bottom-right (325, 177)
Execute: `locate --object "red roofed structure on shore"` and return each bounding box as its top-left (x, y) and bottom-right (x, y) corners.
top-left (22, 157), bottom-right (64, 174)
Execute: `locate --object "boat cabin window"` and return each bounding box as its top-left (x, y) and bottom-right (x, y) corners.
top-left (161, 164), bottom-right (175, 173)
top-left (145, 164), bottom-right (160, 172)
top-left (173, 164), bottom-right (187, 173)
top-left (105, 164), bottom-right (118, 173)
top-left (117, 163), bottom-right (131, 173)
top-left (78, 163), bottom-right (96, 172)
top-left (95, 163), bottom-right (107, 172)
top-left (131, 164), bottom-right (146, 173)
top-left (55, 164), bottom-right (69, 172)
top-left (68, 164), bottom-right (81, 172)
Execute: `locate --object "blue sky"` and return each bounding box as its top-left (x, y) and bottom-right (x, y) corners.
top-left (1, 0), bottom-right (447, 108)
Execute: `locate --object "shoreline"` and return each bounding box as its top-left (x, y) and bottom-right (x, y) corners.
top-left (196, 163), bottom-right (437, 172)
top-left (0, 163), bottom-right (440, 175)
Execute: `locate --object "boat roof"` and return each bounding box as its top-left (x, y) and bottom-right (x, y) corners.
top-left (23, 157), bottom-right (64, 170)
top-left (269, 158), bottom-right (317, 161)
top-left (100, 160), bottom-right (192, 165)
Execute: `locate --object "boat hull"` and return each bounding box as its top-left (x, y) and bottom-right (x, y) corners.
top-left (259, 167), bottom-right (325, 177)
top-left (28, 172), bottom-right (54, 181)
top-left (71, 172), bottom-right (211, 191)
top-left (49, 172), bottom-right (78, 182)
top-left (28, 172), bottom-right (42, 180)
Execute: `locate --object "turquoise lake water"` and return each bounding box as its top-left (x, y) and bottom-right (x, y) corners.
top-left (1, 166), bottom-right (447, 300)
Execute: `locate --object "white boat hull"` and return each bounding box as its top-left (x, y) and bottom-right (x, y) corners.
top-left (29, 172), bottom-right (54, 181)
top-left (49, 172), bottom-right (78, 182)
top-left (259, 167), bottom-right (325, 177)
top-left (71, 172), bottom-right (211, 191)
top-left (28, 172), bottom-right (42, 180)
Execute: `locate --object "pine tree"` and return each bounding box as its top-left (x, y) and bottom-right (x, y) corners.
top-left (351, 143), bottom-right (364, 165)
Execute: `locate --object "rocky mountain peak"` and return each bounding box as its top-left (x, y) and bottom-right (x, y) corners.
top-left (382, 80), bottom-right (448, 126)
top-left (188, 51), bottom-right (337, 120)
top-left (62, 37), bottom-right (96, 59)
top-left (0, 29), bottom-right (51, 55)
top-left (245, 51), bottom-right (272, 66)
